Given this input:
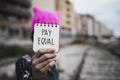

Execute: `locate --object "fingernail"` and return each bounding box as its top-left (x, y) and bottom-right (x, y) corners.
top-left (54, 54), bottom-right (56, 57)
top-left (51, 49), bottom-right (55, 51)
top-left (54, 59), bottom-right (57, 62)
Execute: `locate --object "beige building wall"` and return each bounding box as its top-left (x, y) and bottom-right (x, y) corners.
top-left (56, 0), bottom-right (75, 30)
top-left (31, 0), bottom-right (56, 12)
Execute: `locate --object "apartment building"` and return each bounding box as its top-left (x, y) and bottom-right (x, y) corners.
top-left (32, 0), bottom-right (56, 12)
top-left (85, 14), bottom-right (95, 36)
top-left (76, 14), bottom-right (95, 36)
top-left (101, 25), bottom-right (113, 37)
top-left (56, 0), bottom-right (75, 30)
top-left (0, 0), bottom-right (31, 41)
top-left (76, 14), bottom-right (113, 38)
top-left (94, 21), bottom-right (101, 37)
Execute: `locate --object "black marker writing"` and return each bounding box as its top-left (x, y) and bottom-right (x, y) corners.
top-left (38, 37), bottom-right (54, 45)
top-left (42, 29), bottom-right (52, 36)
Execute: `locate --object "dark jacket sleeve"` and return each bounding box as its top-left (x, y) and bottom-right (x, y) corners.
top-left (16, 57), bottom-right (32, 80)
top-left (16, 56), bottom-right (59, 80)
top-left (44, 66), bottom-right (59, 80)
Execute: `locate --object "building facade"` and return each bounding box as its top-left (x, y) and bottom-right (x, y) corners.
top-left (56, 0), bottom-right (75, 30)
top-left (0, 0), bottom-right (31, 42)
top-left (75, 14), bottom-right (113, 39)
top-left (32, 0), bottom-right (56, 12)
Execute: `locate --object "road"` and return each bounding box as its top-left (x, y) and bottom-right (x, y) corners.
top-left (57, 44), bottom-right (90, 80)
top-left (0, 44), bottom-right (120, 80)
top-left (57, 44), bottom-right (120, 80)
top-left (79, 47), bottom-right (120, 80)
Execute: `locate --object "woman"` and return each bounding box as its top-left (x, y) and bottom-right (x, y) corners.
top-left (16, 7), bottom-right (60, 80)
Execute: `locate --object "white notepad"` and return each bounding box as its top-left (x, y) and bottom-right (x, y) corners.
top-left (33, 23), bottom-right (59, 53)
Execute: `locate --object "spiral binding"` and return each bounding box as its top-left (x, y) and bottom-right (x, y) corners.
top-left (36, 23), bottom-right (58, 27)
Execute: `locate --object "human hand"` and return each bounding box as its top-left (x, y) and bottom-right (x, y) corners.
top-left (32, 48), bottom-right (56, 80)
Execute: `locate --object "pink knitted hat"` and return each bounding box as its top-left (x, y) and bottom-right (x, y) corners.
top-left (31, 7), bottom-right (61, 32)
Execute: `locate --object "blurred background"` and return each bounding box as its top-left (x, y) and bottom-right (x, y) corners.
top-left (0, 0), bottom-right (120, 80)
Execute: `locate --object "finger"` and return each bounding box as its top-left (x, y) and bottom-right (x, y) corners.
top-left (32, 49), bottom-right (55, 60)
top-left (35, 58), bottom-right (56, 70)
top-left (40, 61), bottom-right (56, 75)
top-left (32, 54), bottom-right (56, 66)
top-left (38, 48), bottom-right (55, 54)
top-left (32, 51), bottom-right (41, 60)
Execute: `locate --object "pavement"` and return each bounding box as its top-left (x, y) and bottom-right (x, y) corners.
top-left (56, 44), bottom-right (90, 80)
top-left (0, 44), bottom-right (120, 80)
top-left (0, 63), bottom-right (15, 77)
top-left (56, 44), bottom-right (120, 80)
top-left (79, 47), bottom-right (120, 80)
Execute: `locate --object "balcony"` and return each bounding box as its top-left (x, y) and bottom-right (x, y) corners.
top-left (2, 0), bottom-right (31, 8)
top-left (0, 2), bottom-right (31, 19)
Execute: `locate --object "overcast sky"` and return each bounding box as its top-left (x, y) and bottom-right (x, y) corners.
top-left (70, 0), bottom-right (120, 37)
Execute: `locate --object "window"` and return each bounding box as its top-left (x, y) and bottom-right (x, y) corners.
top-left (66, 1), bottom-right (70, 5)
top-left (67, 14), bottom-right (71, 18)
top-left (66, 21), bottom-right (71, 24)
top-left (8, 27), bottom-right (20, 37)
top-left (66, 8), bottom-right (70, 12)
